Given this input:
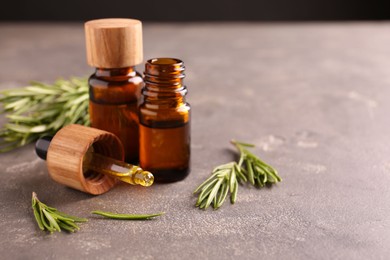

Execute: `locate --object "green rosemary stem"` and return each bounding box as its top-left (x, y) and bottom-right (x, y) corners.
top-left (0, 77), bottom-right (89, 152)
top-left (194, 162), bottom-right (246, 210)
top-left (31, 192), bottom-right (87, 233)
top-left (231, 140), bottom-right (281, 187)
top-left (194, 140), bottom-right (281, 210)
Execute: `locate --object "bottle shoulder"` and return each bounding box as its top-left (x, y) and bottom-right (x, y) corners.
top-left (139, 102), bottom-right (190, 111)
top-left (89, 71), bottom-right (144, 104)
top-left (139, 103), bottom-right (190, 127)
top-left (89, 72), bottom-right (143, 88)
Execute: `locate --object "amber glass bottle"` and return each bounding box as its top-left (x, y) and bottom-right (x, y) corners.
top-left (85, 18), bottom-right (143, 163)
top-left (139, 58), bottom-right (191, 182)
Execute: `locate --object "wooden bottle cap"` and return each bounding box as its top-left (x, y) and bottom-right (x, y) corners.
top-left (46, 124), bottom-right (125, 195)
top-left (85, 18), bottom-right (143, 68)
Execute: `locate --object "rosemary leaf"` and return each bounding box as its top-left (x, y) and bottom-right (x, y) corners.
top-left (205, 178), bottom-right (223, 208)
top-left (32, 205), bottom-right (45, 231)
top-left (217, 182), bottom-right (229, 208)
top-left (91, 211), bottom-right (164, 220)
top-left (229, 167), bottom-right (236, 193)
top-left (231, 180), bottom-right (238, 204)
top-left (246, 159), bottom-right (255, 185)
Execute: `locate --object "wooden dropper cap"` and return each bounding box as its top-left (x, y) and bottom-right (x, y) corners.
top-left (45, 124), bottom-right (125, 195)
top-left (85, 18), bottom-right (143, 68)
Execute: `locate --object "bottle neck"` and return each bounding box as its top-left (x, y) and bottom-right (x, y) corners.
top-left (142, 58), bottom-right (187, 106)
top-left (95, 67), bottom-right (137, 78)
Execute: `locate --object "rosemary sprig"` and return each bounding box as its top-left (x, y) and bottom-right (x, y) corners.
top-left (0, 77), bottom-right (89, 152)
top-left (32, 192), bottom-right (87, 233)
top-left (194, 162), bottom-right (247, 210)
top-left (194, 140), bottom-right (281, 210)
top-left (232, 140), bottom-right (281, 187)
top-left (91, 210), bottom-right (164, 220)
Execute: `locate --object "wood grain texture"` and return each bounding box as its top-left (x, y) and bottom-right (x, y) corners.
top-left (85, 18), bottom-right (143, 68)
top-left (46, 124), bottom-right (125, 195)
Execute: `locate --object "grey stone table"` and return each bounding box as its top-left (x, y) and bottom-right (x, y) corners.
top-left (1, 22), bottom-right (390, 259)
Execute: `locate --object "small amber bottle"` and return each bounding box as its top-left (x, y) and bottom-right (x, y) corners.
top-left (139, 58), bottom-right (191, 182)
top-left (84, 18), bottom-right (143, 163)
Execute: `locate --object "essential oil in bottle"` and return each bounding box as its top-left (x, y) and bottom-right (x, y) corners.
top-left (139, 58), bottom-right (191, 182)
top-left (84, 18), bottom-right (144, 163)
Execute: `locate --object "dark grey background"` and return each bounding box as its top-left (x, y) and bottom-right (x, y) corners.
top-left (1, 22), bottom-right (390, 259)
top-left (1, 0), bottom-right (389, 21)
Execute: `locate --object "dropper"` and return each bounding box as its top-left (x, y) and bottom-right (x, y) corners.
top-left (35, 136), bottom-right (154, 187)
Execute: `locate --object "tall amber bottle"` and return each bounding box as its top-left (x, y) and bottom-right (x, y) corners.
top-left (139, 58), bottom-right (191, 182)
top-left (85, 18), bottom-right (143, 163)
